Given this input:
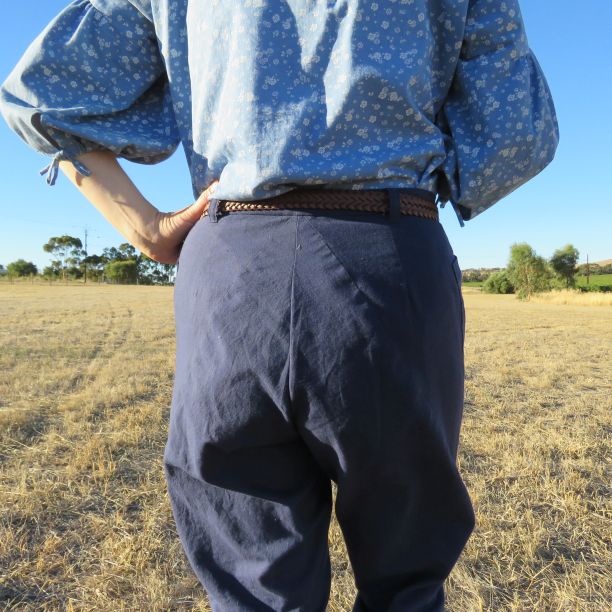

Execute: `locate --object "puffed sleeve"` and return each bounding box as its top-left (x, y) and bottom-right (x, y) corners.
top-left (0, 0), bottom-right (179, 186)
top-left (436, 0), bottom-right (559, 223)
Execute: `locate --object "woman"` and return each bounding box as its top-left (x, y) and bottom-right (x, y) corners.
top-left (0, 1), bottom-right (558, 609)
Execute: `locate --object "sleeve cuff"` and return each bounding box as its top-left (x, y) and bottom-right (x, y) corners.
top-left (32, 112), bottom-right (99, 185)
top-left (38, 148), bottom-right (93, 186)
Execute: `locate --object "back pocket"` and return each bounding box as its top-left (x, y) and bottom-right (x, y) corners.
top-left (451, 255), bottom-right (465, 344)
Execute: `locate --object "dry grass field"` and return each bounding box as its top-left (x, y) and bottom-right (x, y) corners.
top-left (1, 284), bottom-right (610, 611)
top-left (527, 288), bottom-right (612, 307)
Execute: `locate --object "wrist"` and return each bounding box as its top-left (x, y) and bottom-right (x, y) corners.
top-left (128, 204), bottom-right (161, 256)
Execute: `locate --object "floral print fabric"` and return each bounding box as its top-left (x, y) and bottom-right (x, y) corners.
top-left (0, 0), bottom-right (559, 223)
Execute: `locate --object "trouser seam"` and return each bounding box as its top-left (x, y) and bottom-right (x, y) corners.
top-left (285, 215), bottom-right (300, 425)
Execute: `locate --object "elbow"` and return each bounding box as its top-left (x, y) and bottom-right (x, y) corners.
top-left (525, 51), bottom-right (560, 169)
top-left (528, 105), bottom-right (560, 176)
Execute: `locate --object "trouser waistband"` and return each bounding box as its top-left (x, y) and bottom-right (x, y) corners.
top-left (202, 187), bottom-right (439, 224)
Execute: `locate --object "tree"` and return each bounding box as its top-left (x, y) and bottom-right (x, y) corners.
top-left (81, 254), bottom-right (106, 282)
top-left (506, 242), bottom-right (552, 300)
top-left (0, 264), bottom-right (6, 277)
top-left (7, 259), bottom-right (38, 278)
top-left (139, 255), bottom-right (175, 285)
top-left (549, 244), bottom-right (579, 288)
top-left (103, 243), bottom-right (142, 283)
top-left (102, 243), bottom-right (137, 263)
top-left (483, 269), bottom-right (514, 294)
top-left (102, 246), bottom-right (126, 262)
top-left (118, 243), bottom-right (138, 260)
top-left (105, 260), bottom-right (138, 284)
top-left (102, 243), bottom-right (175, 285)
top-left (577, 263), bottom-right (600, 277)
top-left (43, 236), bottom-right (84, 281)
top-left (42, 265), bottom-right (60, 280)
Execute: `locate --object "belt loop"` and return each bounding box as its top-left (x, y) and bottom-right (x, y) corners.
top-left (386, 188), bottom-right (401, 224)
top-left (207, 198), bottom-right (220, 223)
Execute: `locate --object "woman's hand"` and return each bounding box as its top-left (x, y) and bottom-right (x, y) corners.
top-left (141, 180), bottom-right (219, 264)
top-left (59, 150), bottom-right (219, 265)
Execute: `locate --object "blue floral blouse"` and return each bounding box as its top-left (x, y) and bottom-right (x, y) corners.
top-left (0, 0), bottom-right (559, 225)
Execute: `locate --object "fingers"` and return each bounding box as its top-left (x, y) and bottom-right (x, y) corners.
top-left (196, 179), bottom-right (219, 203)
top-left (174, 180), bottom-right (220, 223)
top-left (157, 180), bottom-right (221, 246)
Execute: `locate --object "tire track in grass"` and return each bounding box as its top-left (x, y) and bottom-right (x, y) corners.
top-left (0, 286), bottom-right (188, 610)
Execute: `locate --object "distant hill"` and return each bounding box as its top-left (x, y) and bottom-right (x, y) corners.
top-left (589, 258), bottom-right (612, 267)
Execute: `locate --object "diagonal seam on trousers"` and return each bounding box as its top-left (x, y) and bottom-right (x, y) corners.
top-left (302, 216), bottom-right (375, 307)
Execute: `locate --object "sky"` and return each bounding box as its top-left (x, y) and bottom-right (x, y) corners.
top-left (0, 1), bottom-right (610, 272)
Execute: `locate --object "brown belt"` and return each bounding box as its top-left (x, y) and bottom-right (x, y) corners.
top-left (200, 188), bottom-right (439, 222)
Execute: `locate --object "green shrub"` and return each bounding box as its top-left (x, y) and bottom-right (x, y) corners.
top-left (483, 269), bottom-right (515, 294)
top-left (104, 260), bottom-right (138, 284)
top-left (7, 259), bottom-right (38, 278)
top-left (578, 284), bottom-right (612, 293)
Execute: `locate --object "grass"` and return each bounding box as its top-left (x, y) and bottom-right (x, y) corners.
top-left (0, 285), bottom-right (610, 610)
top-left (575, 273), bottom-right (612, 288)
top-left (527, 289), bottom-right (612, 306)
top-left (462, 280), bottom-right (486, 287)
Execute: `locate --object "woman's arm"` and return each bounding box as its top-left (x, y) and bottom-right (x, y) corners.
top-left (59, 150), bottom-right (218, 264)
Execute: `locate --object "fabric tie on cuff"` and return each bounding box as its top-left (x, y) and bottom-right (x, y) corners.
top-left (39, 150), bottom-right (92, 186)
top-left (436, 195), bottom-right (465, 228)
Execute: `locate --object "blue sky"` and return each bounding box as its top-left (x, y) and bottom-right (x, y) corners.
top-left (1, 1), bottom-right (610, 271)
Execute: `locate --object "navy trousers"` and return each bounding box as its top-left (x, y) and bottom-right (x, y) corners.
top-left (164, 191), bottom-right (475, 611)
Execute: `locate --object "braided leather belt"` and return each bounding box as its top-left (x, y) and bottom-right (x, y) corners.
top-left (200, 188), bottom-right (439, 222)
